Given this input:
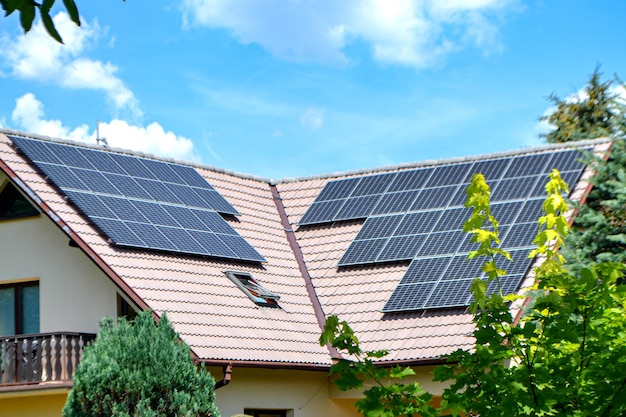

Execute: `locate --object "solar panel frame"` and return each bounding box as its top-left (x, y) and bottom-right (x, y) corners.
top-left (338, 238), bottom-right (388, 266)
top-left (72, 168), bottom-right (121, 196)
top-left (37, 163), bottom-right (88, 190)
top-left (409, 185), bottom-right (458, 211)
top-left (11, 136), bottom-right (64, 164)
top-left (504, 153), bottom-right (552, 178)
top-left (399, 258), bottom-right (451, 284)
top-left (350, 172), bottom-right (395, 197)
top-left (333, 194), bottom-right (382, 221)
top-left (376, 234), bottom-right (425, 262)
top-left (316, 177), bottom-right (361, 201)
top-left (387, 168), bottom-right (433, 192)
top-left (77, 148), bottom-right (127, 175)
top-left (169, 164), bottom-right (215, 189)
top-left (425, 163), bottom-right (473, 187)
top-left (370, 190), bottom-right (420, 215)
top-left (90, 217), bottom-right (145, 247)
top-left (383, 282), bottom-right (434, 312)
top-left (217, 234), bottom-right (266, 262)
top-left (188, 230), bottom-right (238, 259)
top-left (298, 199), bottom-right (345, 225)
top-left (64, 190), bottom-right (117, 219)
top-left (50, 143), bottom-right (96, 170)
top-left (109, 153), bottom-right (157, 180)
top-left (356, 215), bottom-right (404, 240)
top-left (135, 178), bottom-right (183, 205)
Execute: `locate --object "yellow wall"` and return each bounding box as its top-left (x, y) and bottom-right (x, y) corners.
top-left (208, 366), bottom-right (359, 417)
top-left (0, 390), bottom-right (68, 417)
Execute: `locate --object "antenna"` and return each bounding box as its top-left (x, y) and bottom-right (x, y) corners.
top-left (96, 120), bottom-right (109, 147)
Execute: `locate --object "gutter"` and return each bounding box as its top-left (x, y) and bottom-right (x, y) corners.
top-left (214, 364), bottom-right (232, 390)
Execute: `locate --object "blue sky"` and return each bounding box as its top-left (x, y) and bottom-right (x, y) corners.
top-left (0, 0), bottom-right (624, 179)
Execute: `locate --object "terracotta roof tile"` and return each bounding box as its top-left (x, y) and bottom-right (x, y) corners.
top-left (1, 130), bottom-right (609, 368)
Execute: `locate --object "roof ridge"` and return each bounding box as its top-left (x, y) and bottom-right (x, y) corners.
top-left (276, 138), bottom-right (613, 183)
top-left (1, 127), bottom-right (611, 185)
top-left (0, 127), bottom-right (273, 184)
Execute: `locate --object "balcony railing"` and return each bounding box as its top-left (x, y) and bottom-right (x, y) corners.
top-left (0, 332), bottom-right (96, 387)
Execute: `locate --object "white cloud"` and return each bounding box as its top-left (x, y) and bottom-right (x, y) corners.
top-left (0, 12), bottom-right (141, 118)
top-left (10, 93), bottom-right (196, 161)
top-left (181, 0), bottom-right (517, 67)
top-left (299, 108), bottom-right (324, 130)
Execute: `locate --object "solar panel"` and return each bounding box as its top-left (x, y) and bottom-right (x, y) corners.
top-left (338, 238), bottom-right (388, 266)
top-left (298, 199), bottom-right (345, 225)
top-left (387, 168), bottom-right (432, 192)
top-left (383, 282), bottom-right (434, 311)
top-left (400, 258), bottom-right (451, 284)
top-left (423, 279), bottom-right (473, 309)
top-left (426, 163), bottom-right (472, 187)
top-left (351, 173), bottom-right (395, 196)
top-left (504, 153), bottom-right (551, 178)
top-left (409, 186), bottom-right (457, 211)
top-left (300, 146), bottom-right (589, 312)
top-left (356, 215), bottom-right (403, 240)
top-left (316, 177), bottom-right (361, 201)
top-left (371, 190), bottom-right (420, 215)
top-left (11, 136), bottom-right (265, 263)
top-left (377, 234), bottom-right (426, 262)
top-left (334, 194), bottom-right (382, 221)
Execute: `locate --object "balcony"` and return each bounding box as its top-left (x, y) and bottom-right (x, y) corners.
top-left (0, 332), bottom-right (96, 389)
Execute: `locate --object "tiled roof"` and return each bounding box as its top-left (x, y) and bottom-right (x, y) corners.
top-left (0, 130), bottom-right (331, 367)
top-left (0, 128), bottom-right (610, 367)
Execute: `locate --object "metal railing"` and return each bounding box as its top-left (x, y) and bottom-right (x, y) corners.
top-left (0, 332), bottom-right (96, 387)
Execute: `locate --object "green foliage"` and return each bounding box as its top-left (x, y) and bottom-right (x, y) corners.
top-left (541, 69), bottom-right (626, 268)
top-left (0, 0), bottom-right (122, 43)
top-left (540, 68), bottom-right (620, 144)
top-left (322, 172), bottom-right (626, 417)
top-left (563, 138), bottom-right (626, 268)
top-left (63, 311), bottom-right (220, 417)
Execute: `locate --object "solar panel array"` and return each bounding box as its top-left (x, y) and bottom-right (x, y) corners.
top-left (11, 136), bottom-right (266, 263)
top-left (299, 148), bottom-right (588, 311)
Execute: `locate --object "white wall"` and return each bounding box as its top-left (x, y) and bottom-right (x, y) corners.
top-left (0, 178), bottom-right (119, 334)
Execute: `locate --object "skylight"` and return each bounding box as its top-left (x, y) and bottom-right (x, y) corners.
top-left (225, 271), bottom-right (280, 308)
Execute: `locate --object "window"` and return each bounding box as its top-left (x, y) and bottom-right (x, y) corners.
top-left (244, 409), bottom-right (288, 417)
top-left (0, 181), bottom-right (39, 221)
top-left (225, 271), bottom-right (280, 307)
top-left (0, 281), bottom-right (40, 337)
top-left (117, 294), bottom-right (138, 321)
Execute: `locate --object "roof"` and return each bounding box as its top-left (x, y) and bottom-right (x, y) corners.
top-left (0, 128), bottom-right (611, 367)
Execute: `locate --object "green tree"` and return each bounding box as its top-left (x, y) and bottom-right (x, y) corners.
top-left (321, 172), bottom-right (626, 417)
top-left (541, 69), bottom-right (626, 268)
top-left (63, 311), bottom-right (220, 417)
top-left (540, 68), bottom-right (620, 144)
top-left (0, 0), bottom-right (122, 43)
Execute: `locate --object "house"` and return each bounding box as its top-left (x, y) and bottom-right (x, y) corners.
top-left (0, 128), bottom-right (610, 417)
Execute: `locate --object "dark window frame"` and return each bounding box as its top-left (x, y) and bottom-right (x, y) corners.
top-left (243, 409), bottom-right (288, 417)
top-left (0, 181), bottom-right (40, 221)
top-left (0, 281), bottom-right (40, 336)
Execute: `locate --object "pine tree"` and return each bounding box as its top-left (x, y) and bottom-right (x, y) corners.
top-left (541, 68), bottom-right (619, 143)
top-left (541, 69), bottom-right (626, 266)
top-left (63, 311), bottom-right (220, 417)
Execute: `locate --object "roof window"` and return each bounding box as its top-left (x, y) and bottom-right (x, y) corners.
top-left (225, 271), bottom-right (280, 308)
